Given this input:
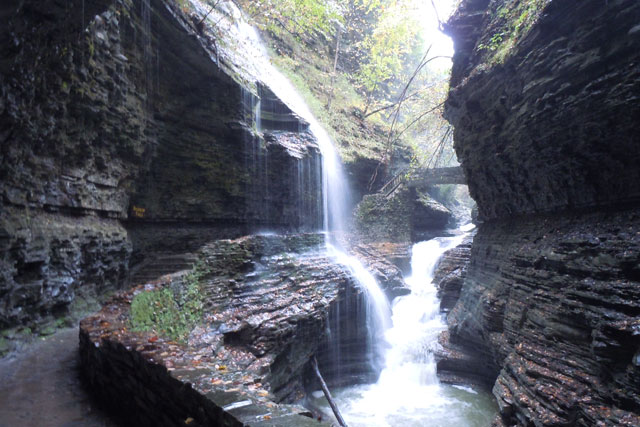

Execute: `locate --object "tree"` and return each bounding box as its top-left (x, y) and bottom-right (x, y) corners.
top-left (241, 0), bottom-right (342, 42)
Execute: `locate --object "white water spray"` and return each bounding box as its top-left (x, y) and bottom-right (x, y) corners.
top-left (313, 225), bottom-right (497, 426)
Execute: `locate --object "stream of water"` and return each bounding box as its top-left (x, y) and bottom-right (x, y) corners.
top-left (313, 226), bottom-right (497, 426)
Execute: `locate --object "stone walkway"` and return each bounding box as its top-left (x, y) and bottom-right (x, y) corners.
top-left (0, 328), bottom-right (116, 427)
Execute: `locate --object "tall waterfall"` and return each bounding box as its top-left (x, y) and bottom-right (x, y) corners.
top-left (234, 18), bottom-right (352, 236)
top-left (190, 0), bottom-right (391, 375)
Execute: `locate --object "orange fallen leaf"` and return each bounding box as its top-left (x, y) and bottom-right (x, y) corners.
top-left (148, 336), bottom-right (159, 343)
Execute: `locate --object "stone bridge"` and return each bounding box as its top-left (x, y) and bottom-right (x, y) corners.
top-left (407, 166), bottom-right (466, 187)
top-left (379, 166), bottom-right (466, 197)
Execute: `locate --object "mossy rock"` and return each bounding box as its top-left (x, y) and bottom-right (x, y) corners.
top-left (130, 265), bottom-right (207, 342)
top-left (354, 187), bottom-right (413, 243)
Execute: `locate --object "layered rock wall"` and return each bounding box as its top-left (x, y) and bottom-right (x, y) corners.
top-left (442, 0), bottom-right (640, 425)
top-left (446, 0), bottom-right (640, 221)
top-left (1, 0), bottom-right (322, 333)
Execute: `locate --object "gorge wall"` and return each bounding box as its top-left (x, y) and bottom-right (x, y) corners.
top-left (0, 0), bottom-right (322, 335)
top-left (441, 0), bottom-right (640, 425)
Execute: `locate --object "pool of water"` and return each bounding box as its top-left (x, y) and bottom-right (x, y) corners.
top-left (312, 382), bottom-right (496, 427)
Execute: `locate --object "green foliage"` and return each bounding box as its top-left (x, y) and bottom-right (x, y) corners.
top-left (477, 32), bottom-right (504, 52)
top-left (355, 0), bottom-right (424, 100)
top-left (271, 46), bottom-right (387, 163)
top-left (0, 337), bottom-right (9, 356)
top-left (240, 0), bottom-right (458, 177)
top-left (130, 264), bottom-right (206, 342)
top-left (477, 0), bottom-right (548, 64)
top-left (243, 0), bottom-right (342, 41)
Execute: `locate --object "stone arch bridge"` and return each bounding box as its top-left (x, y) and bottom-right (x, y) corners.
top-left (379, 166), bottom-right (466, 197)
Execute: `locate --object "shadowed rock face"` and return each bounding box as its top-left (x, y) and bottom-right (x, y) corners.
top-left (1, 0), bottom-right (322, 332)
top-left (433, 234), bottom-right (474, 313)
top-left (442, 0), bottom-right (640, 425)
top-left (446, 0), bottom-right (640, 221)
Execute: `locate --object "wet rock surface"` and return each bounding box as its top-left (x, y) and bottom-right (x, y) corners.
top-left (80, 233), bottom-right (404, 424)
top-left (433, 233), bottom-right (474, 312)
top-left (355, 241), bottom-right (412, 274)
top-left (1, 0), bottom-right (323, 334)
top-left (442, 210), bottom-right (640, 426)
top-left (351, 243), bottom-right (410, 299)
top-left (0, 328), bottom-right (117, 427)
top-left (442, 0), bottom-right (640, 425)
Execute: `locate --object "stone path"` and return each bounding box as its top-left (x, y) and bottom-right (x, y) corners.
top-left (0, 328), bottom-right (116, 427)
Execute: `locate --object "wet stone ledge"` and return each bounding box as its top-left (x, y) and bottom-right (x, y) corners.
top-left (79, 327), bottom-right (324, 426)
top-left (79, 281), bottom-right (331, 426)
top-left (78, 233), bottom-right (404, 426)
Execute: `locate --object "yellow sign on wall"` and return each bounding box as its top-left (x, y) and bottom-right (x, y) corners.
top-left (132, 206), bottom-right (146, 218)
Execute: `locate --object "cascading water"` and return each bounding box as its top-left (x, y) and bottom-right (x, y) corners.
top-left (188, 0), bottom-right (391, 372)
top-left (313, 225), bottom-right (497, 426)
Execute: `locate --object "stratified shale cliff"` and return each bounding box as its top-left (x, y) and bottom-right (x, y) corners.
top-left (0, 0), bottom-right (322, 336)
top-left (441, 0), bottom-right (640, 425)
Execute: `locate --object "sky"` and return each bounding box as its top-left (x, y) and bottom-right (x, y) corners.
top-left (417, 0), bottom-right (455, 67)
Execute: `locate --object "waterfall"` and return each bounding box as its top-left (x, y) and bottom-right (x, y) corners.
top-left (237, 22), bottom-right (392, 375)
top-left (189, 0), bottom-right (391, 377)
top-left (233, 17), bottom-right (352, 236)
top-left (312, 225), bottom-right (497, 426)
top-left (379, 234), bottom-right (467, 389)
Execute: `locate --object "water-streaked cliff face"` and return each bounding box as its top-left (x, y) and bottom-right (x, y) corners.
top-left (0, 0), bottom-right (322, 332)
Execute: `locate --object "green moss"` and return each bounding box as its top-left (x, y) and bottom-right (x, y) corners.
top-left (87, 38), bottom-right (95, 58)
top-left (130, 263), bottom-right (206, 342)
top-left (354, 187), bottom-right (412, 242)
top-left (39, 324), bottom-right (58, 337)
top-left (0, 337), bottom-right (9, 356)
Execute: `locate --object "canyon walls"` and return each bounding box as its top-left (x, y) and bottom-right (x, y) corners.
top-left (441, 0), bottom-right (640, 425)
top-left (0, 0), bottom-right (321, 334)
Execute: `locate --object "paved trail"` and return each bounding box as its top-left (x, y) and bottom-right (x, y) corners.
top-left (0, 328), bottom-right (117, 427)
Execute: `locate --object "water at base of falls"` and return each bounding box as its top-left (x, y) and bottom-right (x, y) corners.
top-left (312, 226), bottom-right (497, 426)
